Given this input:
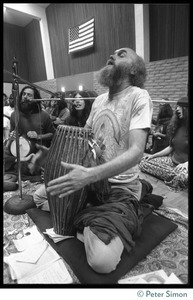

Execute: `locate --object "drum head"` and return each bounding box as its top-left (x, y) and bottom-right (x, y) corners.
top-left (10, 137), bottom-right (31, 159)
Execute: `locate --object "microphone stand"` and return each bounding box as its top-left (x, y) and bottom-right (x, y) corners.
top-left (12, 58), bottom-right (22, 199)
top-left (4, 58), bottom-right (36, 215)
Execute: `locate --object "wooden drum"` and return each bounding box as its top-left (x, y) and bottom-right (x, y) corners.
top-left (44, 125), bottom-right (96, 235)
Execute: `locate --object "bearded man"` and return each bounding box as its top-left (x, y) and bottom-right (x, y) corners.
top-left (4, 86), bottom-right (55, 174)
top-left (31, 48), bottom-right (153, 273)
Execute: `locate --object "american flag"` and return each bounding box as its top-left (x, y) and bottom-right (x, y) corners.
top-left (68, 18), bottom-right (94, 53)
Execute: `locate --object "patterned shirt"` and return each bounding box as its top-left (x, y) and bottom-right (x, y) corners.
top-left (86, 86), bottom-right (153, 183)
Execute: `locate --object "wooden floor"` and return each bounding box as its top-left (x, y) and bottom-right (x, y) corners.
top-left (139, 171), bottom-right (188, 216)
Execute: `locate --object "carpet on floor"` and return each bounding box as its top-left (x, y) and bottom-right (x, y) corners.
top-left (3, 181), bottom-right (188, 284)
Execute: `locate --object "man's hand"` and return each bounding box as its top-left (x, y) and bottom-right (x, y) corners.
top-left (143, 155), bottom-right (153, 161)
top-left (46, 162), bottom-right (93, 198)
top-left (9, 131), bottom-right (16, 139)
top-left (152, 132), bottom-right (162, 138)
top-left (19, 144), bottom-right (49, 174)
top-left (27, 131), bottom-right (39, 139)
top-left (53, 118), bottom-right (61, 125)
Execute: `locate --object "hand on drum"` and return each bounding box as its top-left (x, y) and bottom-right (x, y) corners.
top-left (47, 162), bottom-right (93, 198)
top-left (152, 132), bottom-right (162, 138)
top-left (9, 131), bottom-right (16, 139)
top-left (27, 131), bottom-right (39, 139)
top-left (19, 144), bottom-right (49, 174)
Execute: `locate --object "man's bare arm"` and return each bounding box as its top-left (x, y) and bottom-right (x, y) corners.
top-left (46, 129), bottom-right (148, 197)
top-left (90, 128), bottom-right (148, 182)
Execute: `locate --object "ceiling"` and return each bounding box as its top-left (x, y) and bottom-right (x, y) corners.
top-left (3, 4), bottom-right (50, 27)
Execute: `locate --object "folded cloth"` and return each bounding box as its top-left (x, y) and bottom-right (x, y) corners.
top-left (74, 189), bottom-right (145, 253)
top-left (139, 178), bottom-right (153, 200)
top-left (140, 193), bottom-right (163, 209)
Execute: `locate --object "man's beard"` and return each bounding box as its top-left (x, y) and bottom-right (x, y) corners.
top-left (19, 101), bottom-right (38, 114)
top-left (96, 63), bottom-right (131, 88)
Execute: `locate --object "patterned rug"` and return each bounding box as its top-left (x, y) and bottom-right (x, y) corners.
top-left (3, 181), bottom-right (80, 284)
top-left (3, 181), bottom-right (188, 284)
top-left (121, 207), bottom-right (188, 284)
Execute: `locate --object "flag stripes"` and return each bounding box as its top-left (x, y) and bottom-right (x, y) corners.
top-left (68, 18), bottom-right (94, 53)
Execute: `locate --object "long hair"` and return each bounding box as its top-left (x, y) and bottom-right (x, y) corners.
top-left (70, 91), bottom-right (94, 127)
top-left (156, 103), bottom-right (173, 124)
top-left (51, 92), bottom-right (68, 116)
top-left (19, 85), bottom-right (42, 113)
top-left (129, 55), bottom-right (147, 88)
top-left (167, 104), bottom-right (189, 141)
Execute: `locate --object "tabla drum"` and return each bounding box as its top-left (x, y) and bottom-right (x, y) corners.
top-left (9, 136), bottom-right (36, 159)
top-left (44, 125), bottom-right (111, 236)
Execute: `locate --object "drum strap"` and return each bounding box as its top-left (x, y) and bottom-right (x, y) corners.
top-left (88, 140), bottom-right (97, 159)
top-left (3, 113), bottom-right (10, 120)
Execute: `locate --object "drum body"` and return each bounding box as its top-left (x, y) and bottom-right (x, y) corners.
top-left (9, 136), bottom-right (36, 159)
top-left (44, 125), bottom-right (94, 235)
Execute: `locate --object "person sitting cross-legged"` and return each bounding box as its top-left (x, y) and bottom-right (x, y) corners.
top-left (22, 47), bottom-right (153, 274)
top-left (4, 86), bottom-right (55, 176)
top-left (139, 96), bottom-right (188, 191)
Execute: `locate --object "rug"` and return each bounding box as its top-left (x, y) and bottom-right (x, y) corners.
top-left (3, 182), bottom-right (188, 284)
top-left (121, 207), bottom-right (188, 284)
top-left (3, 181), bottom-right (80, 284)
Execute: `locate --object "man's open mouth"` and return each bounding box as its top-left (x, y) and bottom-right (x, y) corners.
top-left (106, 60), bottom-right (114, 66)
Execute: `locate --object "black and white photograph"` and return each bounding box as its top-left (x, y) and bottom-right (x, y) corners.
top-left (3, 3), bottom-right (190, 293)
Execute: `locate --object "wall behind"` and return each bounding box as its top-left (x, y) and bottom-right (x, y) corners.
top-left (4, 4), bottom-right (189, 84)
top-left (4, 20), bottom-right (47, 83)
top-left (149, 4), bottom-right (189, 61)
top-left (3, 83), bottom-right (28, 97)
top-left (24, 20), bottom-right (47, 83)
top-left (46, 3), bottom-right (135, 78)
top-left (3, 23), bottom-right (28, 82)
top-left (145, 56), bottom-right (188, 101)
top-left (56, 72), bottom-right (94, 92)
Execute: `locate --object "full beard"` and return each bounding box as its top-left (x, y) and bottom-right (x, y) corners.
top-left (96, 63), bottom-right (131, 88)
top-left (19, 101), bottom-right (39, 114)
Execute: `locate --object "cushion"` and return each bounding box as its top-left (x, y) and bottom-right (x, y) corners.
top-left (26, 208), bottom-right (177, 284)
top-left (139, 158), bottom-right (176, 181)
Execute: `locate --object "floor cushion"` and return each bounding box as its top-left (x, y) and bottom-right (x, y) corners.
top-left (26, 208), bottom-right (177, 284)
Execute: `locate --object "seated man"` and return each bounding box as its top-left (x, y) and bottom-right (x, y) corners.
top-left (26, 47), bottom-right (153, 273)
top-left (4, 86), bottom-right (55, 175)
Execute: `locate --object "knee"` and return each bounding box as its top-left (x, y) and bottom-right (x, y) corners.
top-left (87, 251), bottom-right (118, 274)
top-left (33, 187), bottom-right (43, 203)
top-left (33, 185), bottom-right (49, 210)
top-left (83, 227), bottom-right (124, 274)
